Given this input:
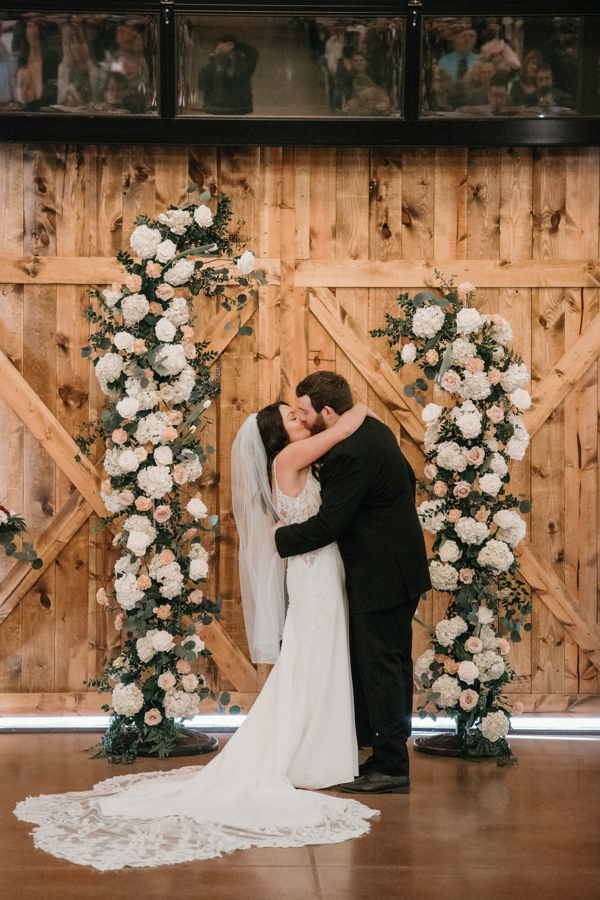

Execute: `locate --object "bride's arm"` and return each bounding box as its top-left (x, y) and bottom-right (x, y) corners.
top-left (278, 403), bottom-right (379, 473)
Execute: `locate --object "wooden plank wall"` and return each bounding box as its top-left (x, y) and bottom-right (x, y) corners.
top-left (0, 143), bottom-right (598, 714)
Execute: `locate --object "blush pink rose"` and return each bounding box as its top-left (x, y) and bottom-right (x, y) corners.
top-left (118, 490), bottom-right (135, 506)
top-left (465, 446), bottom-right (485, 467)
top-left (183, 342), bottom-right (197, 360)
top-left (457, 281), bottom-right (476, 301)
top-left (465, 636), bottom-right (483, 653)
top-left (168, 410), bottom-right (183, 426)
top-left (512, 701), bottom-right (524, 716)
top-left (111, 282), bottom-right (122, 293)
top-left (160, 427), bottom-right (178, 442)
top-left (159, 549), bottom-right (176, 565)
top-left (475, 508), bottom-right (490, 522)
top-left (144, 708), bottom-right (163, 726)
top-left (101, 479), bottom-right (112, 494)
top-left (112, 428), bottom-right (127, 444)
top-left (181, 325), bottom-right (194, 342)
top-left (182, 674), bottom-right (199, 692)
top-left (159, 385), bottom-right (175, 402)
top-left (96, 588), bottom-right (109, 606)
top-left (157, 672), bottom-right (176, 690)
top-left (134, 447), bottom-right (148, 463)
top-left (133, 338), bottom-right (146, 355)
top-left (488, 313), bottom-right (503, 326)
top-left (137, 574), bottom-right (152, 590)
top-left (441, 371), bottom-right (461, 392)
top-left (154, 505), bottom-right (172, 524)
top-left (453, 481), bottom-right (471, 499)
top-left (423, 464), bottom-right (437, 480)
top-left (497, 638), bottom-right (511, 656)
top-left (155, 284), bottom-right (175, 301)
top-left (135, 496), bottom-right (153, 511)
top-left (433, 481), bottom-right (447, 497)
top-left (155, 604), bottom-right (172, 620)
top-left (447, 509), bottom-right (462, 523)
top-left (125, 274), bottom-right (142, 292)
top-left (146, 262), bottom-right (162, 278)
top-left (425, 349), bottom-right (439, 365)
top-left (487, 405), bottom-right (504, 424)
top-left (459, 689), bottom-right (479, 710)
top-left (459, 568), bottom-right (474, 583)
top-left (173, 465), bottom-right (188, 485)
top-left (189, 589), bottom-right (204, 604)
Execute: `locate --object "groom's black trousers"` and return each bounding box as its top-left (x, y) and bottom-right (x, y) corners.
top-left (349, 599), bottom-right (419, 777)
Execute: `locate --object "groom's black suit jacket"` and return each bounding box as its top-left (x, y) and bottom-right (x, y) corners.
top-left (274, 417), bottom-right (431, 613)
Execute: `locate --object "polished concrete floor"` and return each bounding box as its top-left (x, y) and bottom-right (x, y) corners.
top-left (1, 732), bottom-right (599, 899)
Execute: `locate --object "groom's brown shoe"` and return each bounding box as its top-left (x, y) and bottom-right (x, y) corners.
top-left (338, 771), bottom-right (410, 794)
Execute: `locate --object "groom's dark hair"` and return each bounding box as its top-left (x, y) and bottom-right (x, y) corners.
top-left (295, 371), bottom-right (353, 415)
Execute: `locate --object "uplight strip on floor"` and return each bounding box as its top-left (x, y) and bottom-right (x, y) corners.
top-left (0, 716), bottom-right (599, 733)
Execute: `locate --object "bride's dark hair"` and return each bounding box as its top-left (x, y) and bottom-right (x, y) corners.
top-left (256, 401), bottom-right (290, 481)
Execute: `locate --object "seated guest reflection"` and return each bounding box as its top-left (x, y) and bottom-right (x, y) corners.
top-left (57, 21), bottom-right (102, 107)
top-left (0, 24), bottom-right (17, 101)
top-left (13, 17), bottom-right (61, 108)
top-left (536, 65), bottom-right (573, 111)
top-left (198, 34), bottom-right (259, 115)
top-left (510, 50), bottom-right (541, 107)
top-left (458, 73), bottom-right (511, 117)
top-left (437, 28), bottom-right (478, 83)
top-left (344, 52), bottom-right (390, 116)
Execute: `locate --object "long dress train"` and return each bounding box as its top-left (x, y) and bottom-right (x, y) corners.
top-left (14, 467), bottom-right (378, 870)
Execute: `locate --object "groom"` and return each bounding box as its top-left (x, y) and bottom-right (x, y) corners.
top-left (272, 371), bottom-right (431, 794)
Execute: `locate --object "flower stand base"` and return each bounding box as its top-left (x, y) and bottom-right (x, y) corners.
top-left (136, 728), bottom-right (219, 758)
top-left (413, 733), bottom-right (500, 758)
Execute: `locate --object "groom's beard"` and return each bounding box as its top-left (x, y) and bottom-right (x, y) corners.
top-left (308, 414), bottom-right (327, 435)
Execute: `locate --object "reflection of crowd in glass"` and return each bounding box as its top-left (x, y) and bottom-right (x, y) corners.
top-left (307, 17), bottom-right (402, 116)
top-left (423, 16), bottom-right (580, 117)
top-left (0, 15), bottom-right (155, 113)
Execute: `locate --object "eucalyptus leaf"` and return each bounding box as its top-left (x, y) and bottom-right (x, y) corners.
top-left (412, 293), bottom-right (425, 308)
top-left (220, 692), bottom-right (231, 706)
top-left (199, 190), bottom-right (211, 201)
top-left (238, 325), bottom-right (253, 336)
top-left (187, 183), bottom-right (199, 193)
top-left (519, 499), bottom-right (531, 514)
top-left (229, 705), bottom-right (241, 716)
top-left (404, 384), bottom-right (415, 398)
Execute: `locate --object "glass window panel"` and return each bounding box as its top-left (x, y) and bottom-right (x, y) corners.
top-left (0, 13), bottom-right (158, 115)
top-left (177, 16), bottom-right (404, 118)
top-left (421, 15), bottom-right (600, 119)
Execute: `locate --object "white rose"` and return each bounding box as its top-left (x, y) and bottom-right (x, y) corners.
top-left (421, 403), bottom-right (443, 426)
top-left (479, 473), bottom-right (502, 496)
top-left (457, 412), bottom-right (482, 440)
top-left (114, 331), bottom-right (135, 352)
top-left (151, 630), bottom-right (175, 652)
top-left (236, 250), bottom-right (255, 275)
top-left (118, 450), bottom-right (140, 473)
top-left (116, 396), bottom-right (140, 420)
top-left (190, 558), bottom-right (209, 581)
top-left (476, 606), bottom-right (495, 624)
top-left (439, 540), bottom-right (461, 563)
top-left (194, 204), bottom-right (214, 227)
top-left (510, 389), bottom-right (532, 411)
top-left (155, 318), bottom-right (177, 342)
top-left (493, 509), bottom-right (519, 530)
top-left (126, 530), bottom-right (153, 555)
top-left (154, 445), bottom-right (173, 466)
top-left (456, 308), bottom-right (483, 335)
top-left (102, 288), bottom-right (122, 307)
top-left (401, 342), bottom-right (417, 364)
top-left (187, 497), bottom-right (208, 520)
top-left (458, 661), bottom-right (480, 685)
top-left (156, 239), bottom-right (178, 263)
top-left (183, 634), bottom-right (205, 655)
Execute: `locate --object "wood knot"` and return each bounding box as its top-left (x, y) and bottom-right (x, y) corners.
top-left (41, 500), bottom-right (54, 517)
top-left (312, 354), bottom-right (321, 367)
top-left (34, 177), bottom-right (47, 194)
top-left (39, 591), bottom-right (51, 610)
top-left (538, 316), bottom-right (548, 329)
top-left (585, 262), bottom-right (596, 274)
top-left (550, 212), bottom-right (561, 231)
top-left (135, 167), bottom-right (150, 183)
top-left (235, 401), bottom-right (242, 411)
top-left (58, 385), bottom-right (89, 409)
top-left (55, 332), bottom-right (69, 350)
top-left (401, 208), bottom-right (412, 226)
top-left (547, 520), bottom-right (557, 533)
top-left (381, 223), bottom-right (391, 239)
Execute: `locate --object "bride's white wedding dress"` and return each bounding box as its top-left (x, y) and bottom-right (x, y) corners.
top-left (14, 466), bottom-right (378, 870)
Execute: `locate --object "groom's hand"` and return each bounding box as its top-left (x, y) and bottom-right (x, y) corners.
top-left (270, 521), bottom-right (284, 551)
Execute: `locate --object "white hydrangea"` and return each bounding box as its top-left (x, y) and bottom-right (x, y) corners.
top-left (163, 688), bottom-right (200, 720)
top-left (431, 673), bottom-right (462, 709)
top-left (473, 650), bottom-right (506, 683)
top-left (415, 648), bottom-right (435, 679)
top-left (95, 353), bottom-right (124, 394)
top-left (102, 287), bottom-right (122, 307)
top-left (451, 338), bottom-right (478, 367)
top-left (135, 412), bottom-right (170, 446)
top-left (485, 437), bottom-right (499, 452)
top-left (460, 371), bottom-right (491, 401)
top-left (158, 208), bottom-right (192, 235)
top-left (136, 630), bottom-right (157, 663)
top-left (164, 258), bottom-right (195, 286)
top-left (148, 558), bottom-right (184, 600)
top-left (124, 374), bottom-right (160, 411)
top-left (153, 343), bottom-right (188, 376)
top-left (189, 542), bottom-right (209, 581)
top-left (437, 441), bottom-right (468, 472)
top-left (484, 315), bottom-right (513, 346)
top-left (489, 452), bottom-right (508, 478)
top-left (401, 342), bottom-right (417, 364)
top-left (112, 682), bottom-right (144, 716)
top-left (477, 539), bottom-right (514, 574)
top-left (435, 615), bottom-right (468, 647)
top-left (454, 517), bottom-right (489, 545)
top-left (500, 362), bottom-right (530, 394)
top-left (130, 224), bottom-right (162, 259)
top-left (429, 561), bottom-right (459, 592)
top-left (102, 489), bottom-right (126, 514)
top-left (479, 624), bottom-right (499, 651)
top-left (412, 305), bottom-right (446, 338)
top-left (103, 447), bottom-right (126, 476)
top-left (121, 293), bottom-right (150, 326)
top-left (113, 556), bottom-right (141, 577)
top-left (123, 515), bottom-right (157, 544)
top-left (172, 366), bottom-right (196, 404)
top-left (115, 573), bottom-right (145, 610)
top-left (417, 499), bottom-right (447, 534)
top-left (137, 465), bottom-right (174, 499)
top-left (424, 424), bottom-right (442, 453)
top-left (478, 710), bottom-right (510, 742)
top-left (182, 454), bottom-right (203, 483)
top-left (508, 413), bottom-right (529, 440)
top-left (164, 296), bottom-right (190, 327)
top-left (495, 514), bottom-right (527, 547)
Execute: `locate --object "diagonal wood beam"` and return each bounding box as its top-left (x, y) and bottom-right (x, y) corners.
top-left (308, 287), bottom-right (425, 449)
top-left (515, 541), bottom-right (600, 671)
top-left (203, 295), bottom-right (258, 358)
top-left (197, 618), bottom-right (258, 692)
top-left (523, 311), bottom-right (600, 438)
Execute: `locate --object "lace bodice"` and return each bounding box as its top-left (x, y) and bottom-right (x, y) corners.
top-left (273, 461), bottom-right (321, 526)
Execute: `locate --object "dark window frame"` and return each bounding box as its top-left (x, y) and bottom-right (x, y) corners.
top-left (1, 0), bottom-right (599, 145)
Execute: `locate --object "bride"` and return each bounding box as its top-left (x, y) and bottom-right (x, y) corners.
top-left (14, 400), bottom-right (380, 870)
